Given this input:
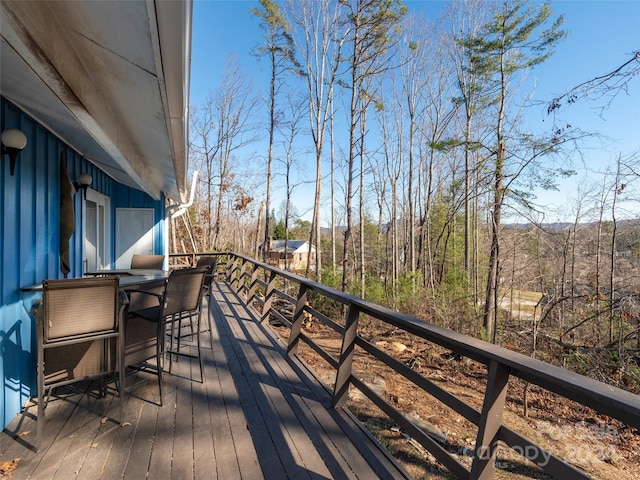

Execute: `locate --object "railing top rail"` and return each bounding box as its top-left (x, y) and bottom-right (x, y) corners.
top-left (352, 296), bottom-right (640, 428)
top-left (220, 252), bottom-right (640, 429)
top-left (229, 252), bottom-right (363, 304)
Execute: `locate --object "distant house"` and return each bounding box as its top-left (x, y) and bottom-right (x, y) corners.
top-left (260, 239), bottom-right (316, 272)
top-left (617, 248), bottom-right (632, 258)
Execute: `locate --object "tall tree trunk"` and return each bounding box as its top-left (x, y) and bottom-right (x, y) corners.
top-left (483, 166), bottom-right (503, 343)
top-left (341, 68), bottom-right (357, 292)
top-left (359, 103), bottom-right (367, 298)
top-left (311, 151), bottom-right (323, 280)
top-left (264, 62), bottom-right (276, 262)
top-left (610, 159), bottom-right (621, 346)
top-left (464, 119), bottom-right (472, 280)
top-left (330, 93), bottom-right (336, 270)
top-left (483, 57), bottom-right (507, 343)
top-left (407, 107), bottom-right (416, 290)
top-left (595, 177), bottom-right (607, 345)
top-left (255, 200), bottom-right (264, 258)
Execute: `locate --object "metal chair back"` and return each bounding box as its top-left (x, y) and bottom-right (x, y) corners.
top-left (43, 277), bottom-right (119, 341)
top-left (130, 254), bottom-right (164, 270)
top-left (162, 266), bottom-right (208, 318)
top-left (196, 256), bottom-right (218, 287)
top-left (125, 266), bottom-right (208, 405)
top-left (36, 276), bottom-right (125, 450)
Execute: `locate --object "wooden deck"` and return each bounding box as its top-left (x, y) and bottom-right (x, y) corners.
top-left (0, 282), bottom-right (409, 479)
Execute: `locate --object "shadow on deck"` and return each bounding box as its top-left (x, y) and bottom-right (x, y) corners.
top-left (0, 282), bottom-right (409, 479)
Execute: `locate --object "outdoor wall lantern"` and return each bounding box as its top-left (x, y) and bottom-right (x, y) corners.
top-left (74, 172), bottom-right (93, 199)
top-left (1, 128), bottom-right (28, 176)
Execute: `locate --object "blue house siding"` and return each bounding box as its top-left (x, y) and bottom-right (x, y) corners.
top-left (0, 98), bottom-right (166, 429)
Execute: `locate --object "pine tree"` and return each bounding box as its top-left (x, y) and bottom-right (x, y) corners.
top-left (460, 0), bottom-right (566, 343)
top-left (251, 0), bottom-right (301, 261)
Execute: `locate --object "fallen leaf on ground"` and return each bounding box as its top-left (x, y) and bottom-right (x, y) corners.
top-left (0, 458), bottom-right (20, 477)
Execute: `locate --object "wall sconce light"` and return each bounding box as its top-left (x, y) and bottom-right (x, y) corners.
top-left (74, 172), bottom-right (93, 199)
top-left (1, 128), bottom-right (28, 176)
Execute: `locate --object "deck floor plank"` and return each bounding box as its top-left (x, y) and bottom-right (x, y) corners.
top-left (98, 391), bottom-right (143, 480)
top-left (1, 281), bottom-right (409, 480)
top-left (30, 388), bottom-right (109, 479)
top-left (213, 295), bottom-right (281, 479)
top-left (79, 425), bottom-right (123, 479)
top-left (217, 284), bottom-right (403, 480)
top-left (45, 393), bottom-right (115, 480)
top-left (219, 288), bottom-right (334, 479)
top-left (76, 372), bottom-right (146, 480)
top-left (199, 307), bottom-right (245, 479)
top-left (170, 355), bottom-right (196, 479)
top-left (119, 374), bottom-right (161, 480)
top-left (191, 327), bottom-right (217, 480)
top-left (144, 366), bottom-right (179, 480)
top-left (240, 310), bottom-right (369, 479)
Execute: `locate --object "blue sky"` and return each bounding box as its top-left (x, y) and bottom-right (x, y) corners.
top-left (190, 0), bottom-right (640, 223)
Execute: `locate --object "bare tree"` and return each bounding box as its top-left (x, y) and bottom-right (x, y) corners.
top-left (192, 56), bottom-right (260, 251)
top-left (276, 92), bottom-right (311, 268)
top-left (339, 0), bottom-right (407, 293)
top-left (374, 77), bottom-right (402, 304)
top-left (189, 105), bottom-right (216, 250)
top-left (445, 0), bottom-right (491, 298)
top-left (251, 0), bottom-right (301, 261)
top-left (287, 0), bottom-right (346, 281)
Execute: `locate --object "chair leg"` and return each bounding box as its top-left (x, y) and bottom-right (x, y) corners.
top-left (156, 320), bottom-right (164, 406)
top-left (118, 332), bottom-right (126, 423)
top-left (196, 310), bottom-right (204, 383)
top-left (37, 384), bottom-right (44, 452)
top-left (207, 291), bottom-right (215, 352)
top-left (36, 345), bottom-right (46, 451)
top-left (177, 313), bottom-right (184, 355)
top-left (168, 314), bottom-right (179, 373)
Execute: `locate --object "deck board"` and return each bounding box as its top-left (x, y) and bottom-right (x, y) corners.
top-left (1, 281), bottom-right (410, 479)
top-left (220, 287), bottom-right (339, 478)
top-left (120, 376), bottom-right (157, 479)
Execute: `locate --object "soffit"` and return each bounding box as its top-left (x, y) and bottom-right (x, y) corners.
top-left (0, 0), bottom-right (191, 201)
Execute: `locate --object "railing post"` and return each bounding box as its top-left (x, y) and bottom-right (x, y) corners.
top-left (470, 360), bottom-right (510, 480)
top-left (287, 284), bottom-right (308, 355)
top-left (227, 255), bottom-right (239, 286)
top-left (261, 270), bottom-right (278, 324)
top-left (247, 263), bottom-right (260, 306)
top-left (237, 261), bottom-right (249, 297)
top-left (332, 304), bottom-right (360, 408)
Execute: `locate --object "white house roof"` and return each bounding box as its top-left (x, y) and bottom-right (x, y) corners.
top-left (0, 0), bottom-right (192, 201)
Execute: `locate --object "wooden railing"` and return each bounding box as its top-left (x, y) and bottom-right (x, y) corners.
top-left (173, 252), bottom-right (640, 479)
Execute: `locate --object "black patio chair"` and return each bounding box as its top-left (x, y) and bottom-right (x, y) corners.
top-left (126, 266), bottom-right (208, 405)
top-left (196, 256), bottom-right (219, 350)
